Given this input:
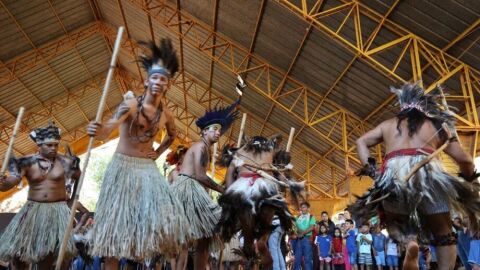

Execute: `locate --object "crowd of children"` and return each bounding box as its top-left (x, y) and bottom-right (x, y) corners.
top-left (290, 207), bottom-right (480, 270)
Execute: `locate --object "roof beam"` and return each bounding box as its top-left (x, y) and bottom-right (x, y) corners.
top-left (0, 2), bottom-right (91, 128)
top-left (0, 23), bottom-right (100, 85)
top-left (47, 0), bottom-right (113, 116)
top-left (278, 0), bottom-right (480, 172)
top-left (206, 0), bottom-right (219, 109)
top-left (127, 0), bottom-right (368, 168)
top-left (0, 59), bottom-right (74, 140)
top-left (277, 0), bottom-right (480, 85)
top-left (0, 74), bottom-right (113, 143)
top-left (174, 0), bottom-right (189, 138)
top-left (259, 1), bottom-right (324, 135)
top-left (296, 0), bottom-right (401, 161)
top-left (0, 136), bottom-right (25, 156)
top-left (144, 0), bottom-right (157, 41)
top-left (117, 0), bottom-right (144, 83)
top-left (244, 0), bottom-right (267, 81)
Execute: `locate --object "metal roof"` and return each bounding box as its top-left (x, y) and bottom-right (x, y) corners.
top-left (0, 0), bottom-right (479, 200)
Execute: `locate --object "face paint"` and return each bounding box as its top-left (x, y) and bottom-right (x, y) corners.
top-left (205, 124), bottom-right (222, 132)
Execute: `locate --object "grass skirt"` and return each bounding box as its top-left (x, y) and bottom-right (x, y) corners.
top-left (217, 176), bottom-right (293, 242)
top-left (89, 153), bottom-right (189, 260)
top-left (349, 154), bottom-right (480, 239)
top-left (0, 201), bottom-right (74, 263)
top-left (171, 174), bottom-right (221, 245)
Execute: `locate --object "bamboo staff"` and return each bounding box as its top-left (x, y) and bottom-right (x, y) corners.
top-left (1, 107), bottom-right (25, 174)
top-left (401, 123), bottom-right (452, 182)
top-left (236, 113), bottom-right (247, 148)
top-left (211, 142), bottom-right (218, 177)
top-left (286, 127), bottom-right (295, 152)
top-left (55, 26), bottom-right (124, 269)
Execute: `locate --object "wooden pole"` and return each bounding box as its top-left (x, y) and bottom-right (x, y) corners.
top-left (236, 113), bottom-right (247, 148)
top-left (211, 142), bottom-right (218, 177)
top-left (1, 107), bottom-right (25, 174)
top-left (55, 26), bottom-right (124, 270)
top-left (286, 127), bottom-right (295, 152)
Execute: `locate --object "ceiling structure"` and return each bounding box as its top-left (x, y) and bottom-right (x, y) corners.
top-left (0, 0), bottom-right (479, 201)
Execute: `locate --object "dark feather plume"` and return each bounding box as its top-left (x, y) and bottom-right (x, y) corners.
top-left (138, 38), bottom-right (179, 77)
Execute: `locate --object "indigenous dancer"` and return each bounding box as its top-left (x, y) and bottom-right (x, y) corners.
top-left (216, 135), bottom-right (303, 268)
top-left (166, 145), bottom-right (188, 184)
top-left (171, 97), bottom-right (240, 270)
top-left (86, 38), bottom-right (189, 269)
top-left (349, 83), bottom-right (480, 270)
top-left (0, 123), bottom-right (80, 270)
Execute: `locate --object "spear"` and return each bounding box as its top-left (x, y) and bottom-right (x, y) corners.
top-left (0, 107), bottom-right (25, 175)
top-left (55, 26), bottom-right (124, 269)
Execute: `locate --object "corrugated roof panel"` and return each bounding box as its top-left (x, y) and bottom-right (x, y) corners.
top-left (76, 35), bottom-right (112, 77)
top-left (78, 91), bottom-right (101, 120)
top-left (297, 127), bottom-right (332, 155)
top-left (252, 0), bottom-right (309, 72)
top-left (170, 0), bottom-right (213, 30)
top-left (53, 0), bottom-right (94, 32)
top-left (216, 0), bottom-right (262, 49)
top-left (15, 128), bottom-right (38, 154)
top-left (17, 63), bottom-right (65, 103)
top-left (48, 49), bottom-right (91, 90)
top-left (387, 1), bottom-right (478, 48)
top-left (448, 29), bottom-right (480, 70)
top-left (0, 79), bottom-right (40, 112)
top-left (367, 30), bottom-right (418, 82)
top-left (183, 42), bottom-right (211, 84)
top-left (0, 5), bottom-right (31, 61)
top-left (330, 60), bottom-right (393, 118)
top-left (290, 30), bottom-right (354, 95)
top-left (96, 0), bottom-right (125, 31)
top-left (268, 108), bottom-right (303, 136)
top-left (55, 102), bottom-right (84, 131)
top-left (5, 0), bottom-right (64, 47)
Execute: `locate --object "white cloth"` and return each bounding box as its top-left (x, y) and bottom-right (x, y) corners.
top-left (386, 238), bottom-right (398, 256)
top-left (356, 233), bottom-right (373, 254)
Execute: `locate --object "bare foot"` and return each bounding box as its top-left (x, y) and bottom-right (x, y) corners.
top-left (403, 240), bottom-right (419, 270)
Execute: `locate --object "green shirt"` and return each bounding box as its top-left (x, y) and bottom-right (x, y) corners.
top-left (295, 214), bottom-right (316, 237)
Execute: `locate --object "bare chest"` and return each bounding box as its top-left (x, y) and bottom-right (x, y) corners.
top-left (26, 159), bottom-right (65, 184)
top-left (124, 107), bottom-right (166, 141)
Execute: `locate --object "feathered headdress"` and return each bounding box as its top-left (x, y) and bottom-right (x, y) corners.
top-left (195, 98), bottom-right (240, 135)
top-left (390, 83), bottom-right (454, 123)
top-left (196, 76), bottom-right (246, 135)
top-left (244, 134), bottom-right (282, 154)
top-left (138, 38), bottom-right (179, 78)
top-left (29, 122), bottom-right (61, 145)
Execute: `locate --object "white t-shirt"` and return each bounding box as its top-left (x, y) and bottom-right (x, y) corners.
top-left (356, 233), bottom-right (372, 254)
top-left (386, 238), bottom-right (398, 256)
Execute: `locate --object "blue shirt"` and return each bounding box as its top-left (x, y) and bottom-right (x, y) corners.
top-left (372, 232), bottom-right (386, 251)
top-left (346, 230), bottom-right (357, 252)
top-left (315, 235), bottom-right (332, 257)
